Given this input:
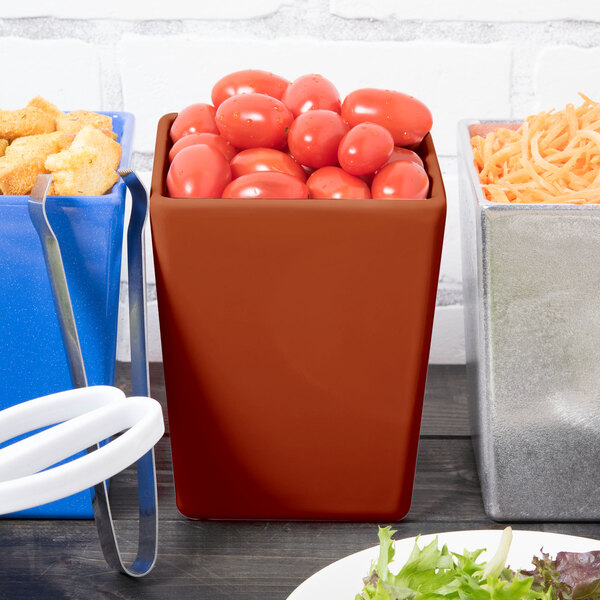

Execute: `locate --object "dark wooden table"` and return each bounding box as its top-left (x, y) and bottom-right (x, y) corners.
top-left (1, 364), bottom-right (599, 599)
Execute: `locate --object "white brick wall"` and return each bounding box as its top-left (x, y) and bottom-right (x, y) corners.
top-left (119, 37), bottom-right (511, 156)
top-left (0, 0), bottom-right (288, 19)
top-left (0, 38), bottom-right (102, 108)
top-left (330, 0), bottom-right (600, 22)
top-left (1, 2), bottom-right (598, 363)
top-left (535, 47), bottom-right (600, 109)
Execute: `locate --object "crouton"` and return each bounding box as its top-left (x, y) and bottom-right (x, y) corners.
top-left (0, 107), bottom-right (56, 141)
top-left (45, 126), bottom-right (121, 196)
top-left (0, 155), bottom-right (47, 195)
top-left (46, 148), bottom-right (118, 196)
top-left (0, 98), bottom-right (122, 195)
top-left (27, 96), bottom-right (64, 122)
top-left (0, 131), bottom-right (66, 195)
top-left (70, 125), bottom-right (121, 169)
top-left (6, 132), bottom-right (72, 162)
top-left (57, 110), bottom-right (115, 139)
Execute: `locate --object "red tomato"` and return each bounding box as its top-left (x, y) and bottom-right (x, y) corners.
top-left (211, 70), bottom-right (291, 107)
top-left (167, 144), bottom-right (231, 198)
top-left (216, 93), bottom-right (293, 150)
top-left (379, 146), bottom-right (424, 170)
top-left (371, 161), bottom-right (429, 199)
top-left (170, 103), bottom-right (218, 142)
top-left (222, 172), bottom-right (309, 199)
top-left (287, 110), bottom-right (349, 169)
top-left (307, 166), bottom-right (371, 199)
top-left (281, 74), bottom-right (341, 117)
top-left (337, 122), bottom-right (394, 176)
top-left (230, 148), bottom-right (306, 181)
top-left (169, 132), bottom-right (237, 162)
top-left (342, 88), bottom-right (432, 147)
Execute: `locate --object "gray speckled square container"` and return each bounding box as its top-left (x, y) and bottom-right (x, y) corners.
top-left (458, 119), bottom-right (600, 521)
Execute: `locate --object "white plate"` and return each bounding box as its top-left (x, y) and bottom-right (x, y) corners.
top-left (287, 529), bottom-right (600, 600)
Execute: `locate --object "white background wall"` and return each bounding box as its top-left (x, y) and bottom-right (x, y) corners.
top-left (2, 1), bottom-right (599, 363)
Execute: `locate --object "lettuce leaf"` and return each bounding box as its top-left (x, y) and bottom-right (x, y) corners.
top-left (524, 549), bottom-right (600, 599)
top-left (356, 527), bottom-right (552, 600)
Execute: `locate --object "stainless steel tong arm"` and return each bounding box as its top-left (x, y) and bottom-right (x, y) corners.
top-left (28, 173), bottom-right (159, 578)
top-left (28, 176), bottom-right (88, 389)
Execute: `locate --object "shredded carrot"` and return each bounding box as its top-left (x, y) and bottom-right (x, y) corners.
top-left (472, 94), bottom-right (600, 204)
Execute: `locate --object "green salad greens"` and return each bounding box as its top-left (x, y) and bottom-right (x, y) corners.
top-left (356, 527), bottom-right (600, 600)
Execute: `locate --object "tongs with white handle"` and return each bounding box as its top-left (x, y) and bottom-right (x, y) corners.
top-left (0, 173), bottom-right (162, 577)
top-left (0, 386), bottom-right (163, 516)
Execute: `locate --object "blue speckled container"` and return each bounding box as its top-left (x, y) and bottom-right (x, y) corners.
top-left (0, 112), bottom-right (134, 518)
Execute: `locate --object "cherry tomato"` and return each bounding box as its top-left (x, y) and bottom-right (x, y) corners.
top-left (222, 172), bottom-right (309, 199)
top-left (216, 93), bottom-right (293, 150)
top-left (307, 166), bottom-right (371, 199)
top-left (342, 88), bottom-right (432, 147)
top-left (379, 146), bottom-right (424, 170)
top-left (170, 103), bottom-right (218, 142)
top-left (167, 144), bottom-right (231, 198)
top-left (281, 74), bottom-right (341, 117)
top-left (337, 122), bottom-right (394, 176)
top-left (371, 161), bottom-right (429, 199)
top-left (211, 70), bottom-right (291, 107)
top-left (230, 148), bottom-right (306, 182)
top-left (169, 132), bottom-right (236, 162)
top-left (287, 110), bottom-right (349, 169)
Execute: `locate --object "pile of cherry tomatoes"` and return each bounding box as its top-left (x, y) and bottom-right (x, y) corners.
top-left (166, 70), bottom-right (433, 200)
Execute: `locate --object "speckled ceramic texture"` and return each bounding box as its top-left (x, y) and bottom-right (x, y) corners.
top-left (458, 120), bottom-right (600, 521)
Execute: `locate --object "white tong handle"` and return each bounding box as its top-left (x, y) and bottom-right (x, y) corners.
top-left (0, 386), bottom-right (164, 516)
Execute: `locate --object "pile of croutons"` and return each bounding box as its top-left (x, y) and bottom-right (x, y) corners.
top-left (0, 96), bottom-right (122, 196)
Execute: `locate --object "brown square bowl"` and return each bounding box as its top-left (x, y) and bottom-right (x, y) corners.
top-left (150, 113), bottom-right (446, 520)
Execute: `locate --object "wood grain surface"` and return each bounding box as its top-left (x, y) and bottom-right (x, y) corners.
top-left (0, 364), bottom-right (598, 600)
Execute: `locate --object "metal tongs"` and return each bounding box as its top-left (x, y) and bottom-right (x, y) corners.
top-left (0, 172), bottom-right (162, 577)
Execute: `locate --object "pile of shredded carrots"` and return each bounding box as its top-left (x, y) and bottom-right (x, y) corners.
top-left (471, 93), bottom-right (600, 203)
